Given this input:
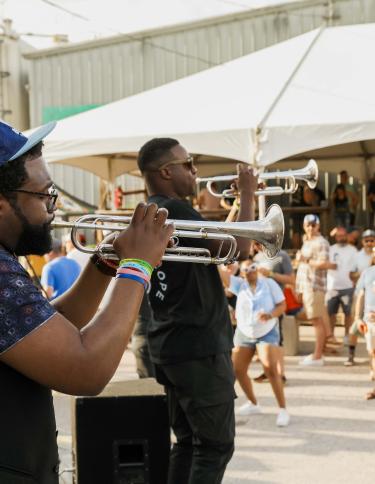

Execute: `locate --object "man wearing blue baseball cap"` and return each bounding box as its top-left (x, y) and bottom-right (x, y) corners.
top-left (0, 121), bottom-right (172, 483)
top-left (295, 214), bottom-right (333, 366)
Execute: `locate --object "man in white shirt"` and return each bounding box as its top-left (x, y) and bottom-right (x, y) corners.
top-left (352, 229), bottom-right (375, 276)
top-left (345, 229), bottom-right (375, 366)
top-left (326, 227), bottom-right (357, 339)
top-left (350, 255), bottom-right (375, 399)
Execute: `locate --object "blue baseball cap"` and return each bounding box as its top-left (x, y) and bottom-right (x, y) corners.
top-left (0, 120), bottom-right (56, 166)
top-left (304, 214), bottom-right (320, 225)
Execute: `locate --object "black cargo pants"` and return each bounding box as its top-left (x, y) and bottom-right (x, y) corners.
top-left (155, 352), bottom-right (236, 484)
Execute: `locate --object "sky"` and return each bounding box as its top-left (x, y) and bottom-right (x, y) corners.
top-left (0, 0), bottom-right (298, 49)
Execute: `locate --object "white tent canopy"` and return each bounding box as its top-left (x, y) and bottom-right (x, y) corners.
top-left (41, 23), bottom-right (375, 181)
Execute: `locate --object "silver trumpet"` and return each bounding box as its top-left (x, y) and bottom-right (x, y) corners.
top-left (52, 204), bottom-right (284, 263)
top-left (197, 159), bottom-right (318, 198)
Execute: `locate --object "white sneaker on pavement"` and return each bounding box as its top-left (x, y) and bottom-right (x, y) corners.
top-left (236, 401), bottom-right (262, 416)
top-left (276, 408), bottom-right (290, 427)
top-left (299, 354), bottom-right (324, 367)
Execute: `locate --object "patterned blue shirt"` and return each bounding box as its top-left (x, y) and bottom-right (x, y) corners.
top-left (0, 248), bottom-right (56, 355)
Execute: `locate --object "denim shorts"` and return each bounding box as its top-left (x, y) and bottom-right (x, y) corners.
top-left (326, 288), bottom-right (354, 316)
top-left (233, 324), bottom-right (280, 349)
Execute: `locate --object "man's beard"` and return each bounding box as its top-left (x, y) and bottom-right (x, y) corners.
top-left (11, 203), bottom-right (53, 256)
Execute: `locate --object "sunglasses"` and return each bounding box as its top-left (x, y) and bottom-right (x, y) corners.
top-left (242, 263), bottom-right (258, 273)
top-left (158, 155), bottom-right (195, 171)
top-left (364, 239), bottom-right (375, 243)
top-left (7, 184), bottom-right (58, 213)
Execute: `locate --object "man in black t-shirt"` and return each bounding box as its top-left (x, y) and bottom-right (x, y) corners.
top-left (137, 138), bottom-right (256, 484)
top-left (132, 296), bottom-right (155, 378)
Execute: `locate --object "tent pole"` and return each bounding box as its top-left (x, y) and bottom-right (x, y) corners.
top-left (258, 192), bottom-right (266, 219)
top-left (326, 0), bottom-right (334, 27)
top-left (364, 156), bottom-right (370, 228)
top-left (253, 127), bottom-right (266, 219)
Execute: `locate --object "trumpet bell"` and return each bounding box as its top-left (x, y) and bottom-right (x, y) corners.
top-left (228, 204), bottom-right (284, 259)
top-left (262, 204), bottom-right (285, 259)
top-left (305, 159), bottom-right (319, 189)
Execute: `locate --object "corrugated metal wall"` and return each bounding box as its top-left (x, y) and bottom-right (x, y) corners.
top-left (27, 0), bottom-right (375, 126)
top-left (25, 0), bottom-right (375, 204)
top-left (0, 35), bottom-right (30, 131)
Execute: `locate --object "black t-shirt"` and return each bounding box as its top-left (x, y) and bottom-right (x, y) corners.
top-left (133, 295), bottom-right (153, 336)
top-left (147, 195), bottom-right (233, 364)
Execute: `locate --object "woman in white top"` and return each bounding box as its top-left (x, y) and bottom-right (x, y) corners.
top-left (221, 259), bottom-right (289, 427)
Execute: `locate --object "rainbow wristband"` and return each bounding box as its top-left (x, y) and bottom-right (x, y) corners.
top-left (119, 258), bottom-right (153, 276)
top-left (118, 261), bottom-right (151, 277)
top-left (117, 267), bottom-right (150, 282)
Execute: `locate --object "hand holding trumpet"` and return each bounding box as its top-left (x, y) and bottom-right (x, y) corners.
top-left (113, 203), bottom-right (174, 267)
top-left (234, 163), bottom-right (258, 196)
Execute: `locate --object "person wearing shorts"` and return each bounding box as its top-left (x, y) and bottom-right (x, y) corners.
top-left (345, 230), bottom-right (375, 366)
top-left (349, 259), bottom-right (375, 399)
top-left (221, 259), bottom-right (289, 427)
top-left (296, 215), bottom-right (332, 366)
top-left (326, 227), bottom-right (357, 339)
top-left (326, 289), bottom-right (354, 328)
top-left (253, 242), bottom-right (294, 383)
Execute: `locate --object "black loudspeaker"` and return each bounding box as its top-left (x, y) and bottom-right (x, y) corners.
top-left (72, 379), bottom-right (170, 484)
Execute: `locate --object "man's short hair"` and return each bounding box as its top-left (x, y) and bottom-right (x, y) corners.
top-left (137, 138), bottom-right (179, 173)
top-left (0, 142), bottom-right (44, 198)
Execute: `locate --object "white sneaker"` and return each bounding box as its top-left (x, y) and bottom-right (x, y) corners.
top-left (299, 354), bottom-right (324, 367)
top-left (276, 408), bottom-right (290, 427)
top-left (236, 401), bottom-right (262, 416)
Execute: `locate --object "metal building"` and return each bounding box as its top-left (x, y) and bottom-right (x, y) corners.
top-left (0, 19), bottom-right (30, 130)
top-left (23, 0), bottom-right (375, 205)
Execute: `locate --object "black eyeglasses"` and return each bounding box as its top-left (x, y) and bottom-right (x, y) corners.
top-left (7, 184), bottom-right (58, 213)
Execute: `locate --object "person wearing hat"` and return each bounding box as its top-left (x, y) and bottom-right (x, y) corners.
top-left (344, 229), bottom-right (375, 366)
top-left (352, 229), bottom-right (375, 276)
top-left (349, 248), bottom-right (375, 399)
top-left (221, 258), bottom-right (290, 427)
top-left (325, 227), bottom-right (358, 342)
top-left (0, 121), bottom-right (172, 483)
top-left (295, 214), bottom-right (333, 366)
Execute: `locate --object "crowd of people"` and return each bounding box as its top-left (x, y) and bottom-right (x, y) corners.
top-left (1, 119), bottom-right (375, 484)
